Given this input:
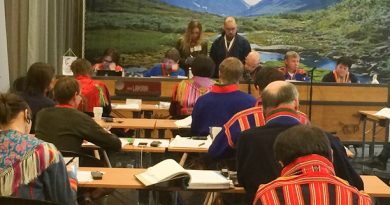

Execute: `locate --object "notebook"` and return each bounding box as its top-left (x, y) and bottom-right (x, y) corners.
top-left (135, 159), bottom-right (230, 189)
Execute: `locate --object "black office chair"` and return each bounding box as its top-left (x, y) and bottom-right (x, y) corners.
top-left (0, 196), bottom-right (61, 205)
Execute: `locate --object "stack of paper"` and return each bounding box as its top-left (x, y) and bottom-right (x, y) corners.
top-left (375, 108), bottom-right (390, 119)
top-left (83, 138), bottom-right (129, 148)
top-left (112, 103), bottom-right (140, 110)
top-left (169, 135), bottom-right (212, 149)
top-left (175, 116), bottom-right (192, 128)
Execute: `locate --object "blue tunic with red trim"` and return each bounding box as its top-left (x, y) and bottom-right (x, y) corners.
top-left (191, 84), bottom-right (256, 136)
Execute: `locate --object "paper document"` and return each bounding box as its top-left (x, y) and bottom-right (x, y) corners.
top-left (112, 103), bottom-right (140, 110)
top-left (175, 116), bottom-right (192, 128)
top-left (186, 170), bottom-right (231, 189)
top-left (77, 171), bottom-right (93, 182)
top-left (169, 135), bottom-right (212, 149)
top-left (374, 108), bottom-right (390, 119)
top-left (133, 138), bottom-right (170, 148)
top-left (83, 138), bottom-right (129, 148)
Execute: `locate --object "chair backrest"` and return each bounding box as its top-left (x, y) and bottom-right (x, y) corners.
top-left (0, 196), bottom-right (61, 205)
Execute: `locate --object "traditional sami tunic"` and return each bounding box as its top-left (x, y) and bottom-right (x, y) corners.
top-left (191, 84), bottom-right (256, 136)
top-left (236, 108), bottom-right (364, 204)
top-left (322, 70), bottom-right (358, 83)
top-left (75, 75), bottom-right (111, 116)
top-left (143, 63), bottom-right (186, 77)
top-left (253, 154), bottom-right (372, 205)
top-left (94, 63), bottom-right (123, 72)
top-left (169, 76), bottom-right (214, 118)
top-left (278, 67), bottom-right (309, 81)
top-left (208, 103), bottom-right (309, 160)
top-left (0, 129), bottom-right (77, 204)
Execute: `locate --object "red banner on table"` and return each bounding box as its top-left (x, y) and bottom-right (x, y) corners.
top-left (115, 80), bottom-right (161, 96)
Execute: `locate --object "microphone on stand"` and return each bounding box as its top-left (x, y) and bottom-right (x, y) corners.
top-left (308, 67), bottom-right (317, 121)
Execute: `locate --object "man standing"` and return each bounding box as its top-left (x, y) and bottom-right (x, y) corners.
top-left (210, 17), bottom-right (251, 78)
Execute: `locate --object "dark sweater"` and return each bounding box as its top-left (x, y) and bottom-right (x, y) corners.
top-left (35, 107), bottom-right (121, 153)
top-left (20, 92), bottom-right (55, 133)
top-left (191, 84), bottom-right (256, 136)
top-left (210, 33), bottom-right (251, 78)
top-left (322, 71), bottom-right (358, 83)
top-left (237, 123), bottom-right (364, 204)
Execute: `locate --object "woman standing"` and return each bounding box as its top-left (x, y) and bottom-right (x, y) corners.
top-left (176, 20), bottom-right (208, 75)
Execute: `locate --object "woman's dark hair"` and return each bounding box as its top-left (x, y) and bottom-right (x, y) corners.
top-left (70, 58), bottom-right (93, 76)
top-left (274, 125), bottom-right (332, 166)
top-left (11, 76), bottom-right (27, 93)
top-left (191, 55), bottom-right (215, 78)
top-left (25, 62), bottom-right (55, 96)
top-left (101, 48), bottom-right (120, 65)
top-left (254, 67), bottom-right (285, 91)
top-left (336, 56), bottom-right (353, 68)
top-left (54, 77), bottom-right (80, 104)
top-left (0, 93), bottom-right (30, 125)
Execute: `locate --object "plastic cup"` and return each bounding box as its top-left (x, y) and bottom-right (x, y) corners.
top-left (93, 107), bottom-right (103, 120)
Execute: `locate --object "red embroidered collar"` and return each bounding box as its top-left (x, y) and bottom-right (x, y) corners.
top-left (211, 84), bottom-right (239, 93)
top-left (281, 154), bottom-right (335, 177)
top-left (56, 104), bottom-right (74, 109)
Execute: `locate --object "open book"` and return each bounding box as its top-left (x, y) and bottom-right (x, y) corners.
top-left (135, 159), bottom-right (231, 189)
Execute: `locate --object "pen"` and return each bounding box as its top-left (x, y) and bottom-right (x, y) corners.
top-left (198, 142), bottom-right (205, 147)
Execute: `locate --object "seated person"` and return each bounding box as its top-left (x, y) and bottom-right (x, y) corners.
top-left (71, 58), bottom-right (112, 117)
top-left (93, 48), bottom-right (123, 72)
top-left (208, 68), bottom-right (309, 160)
top-left (0, 93), bottom-right (77, 204)
top-left (242, 51), bottom-right (260, 82)
top-left (361, 143), bottom-right (390, 170)
top-left (191, 57), bottom-right (256, 136)
top-left (253, 125), bottom-right (372, 205)
top-left (19, 62), bottom-right (56, 133)
top-left (143, 48), bottom-right (186, 77)
top-left (278, 51), bottom-right (308, 81)
top-left (35, 77), bottom-right (121, 154)
top-left (236, 81), bottom-right (363, 204)
top-left (169, 55), bottom-right (215, 119)
top-left (322, 56), bottom-right (358, 83)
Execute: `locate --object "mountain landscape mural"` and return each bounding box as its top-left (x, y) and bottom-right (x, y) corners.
top-left (85, 0), bottom-right (390, 82)
top-left (159, 0), bottom-right (341, 16)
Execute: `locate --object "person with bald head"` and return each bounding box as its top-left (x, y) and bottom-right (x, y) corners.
top-left (210, 16), bottom-right (251, 78)
top-left (243, 51), bottom-right (261, 81)
top-left (236, 81), bottom-right (364, 204)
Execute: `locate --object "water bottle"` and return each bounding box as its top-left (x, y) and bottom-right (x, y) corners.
top-left (188, 67), bottom-right (193, 79)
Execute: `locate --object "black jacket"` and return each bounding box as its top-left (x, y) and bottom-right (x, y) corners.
top-left (210, 33), bottom-right (251, 78)
top-left (322, 71), bottom-right (358, 83)
top-left (236, 124), bottom-right (364, 204)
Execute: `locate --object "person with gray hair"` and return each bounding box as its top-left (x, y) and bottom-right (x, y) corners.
top-left (236, 81), bottom-right (363, 204)
top-left (191, 57), bottom-right (256, 136)
top-left (210, 16), bottom-right (251, 78)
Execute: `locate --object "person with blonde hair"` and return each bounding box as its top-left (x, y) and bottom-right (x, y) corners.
top-left (278, 51), bottom-right (308, 81)
top-left (191, 57), bottom-right (255, 136)
top-left (176, 19), bottom-right (208, 74)
top-left (210, 16), bottom-right (251, 78)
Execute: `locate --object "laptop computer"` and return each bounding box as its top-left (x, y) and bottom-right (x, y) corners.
top-left (96, 70), bottom-right (123, 77)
